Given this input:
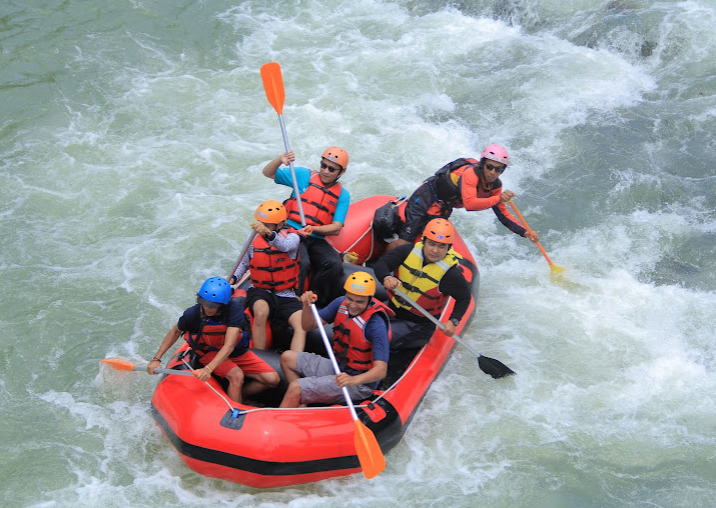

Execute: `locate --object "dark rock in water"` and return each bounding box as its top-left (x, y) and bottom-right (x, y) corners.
top-left (641, 40), bottom-right (657, 57)
top-left (607, 0), bottom-right (643, 11)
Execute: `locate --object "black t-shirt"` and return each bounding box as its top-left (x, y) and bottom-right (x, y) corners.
top-left (177, 299), bottom-right (246, 332)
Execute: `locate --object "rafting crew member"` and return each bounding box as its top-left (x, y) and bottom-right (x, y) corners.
top-left (374, 218), bottom-right (471, 377)
top-left (262, 147), bottom-right (350, 307)
top-left (230, 200), bottom-right (308, 352)
top-left (278, 272), bottom-right (392, 408)
top-left (387, 144), bottom-right (539, 252)
top-left (147, 277), bottom-right (280, 404)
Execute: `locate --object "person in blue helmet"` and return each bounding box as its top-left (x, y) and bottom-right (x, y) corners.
top-left (147, 277), bottom-right (279, 403)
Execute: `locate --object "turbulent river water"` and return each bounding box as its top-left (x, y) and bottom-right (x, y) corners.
top-left (2, 1), bottom-right (716, 506)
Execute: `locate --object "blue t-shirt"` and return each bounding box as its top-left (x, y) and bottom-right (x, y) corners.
top-left (319, 296), bottom-right (390, 365)
top-left (275, 166), bottom-right (351, 237)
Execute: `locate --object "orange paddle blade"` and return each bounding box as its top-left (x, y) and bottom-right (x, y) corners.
top-left (354, 419), bottom-right (386, 479)
top-left (100, 358), bottom-right (136, 371)
top-left (260, 62), bottom-right (285, 115)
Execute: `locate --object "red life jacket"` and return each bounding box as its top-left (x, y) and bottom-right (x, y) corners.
top-left (249, 229), bottom-right (300, 292)
top-left (333, 298), bottom-right (393, 372)
top-left (284, 172), bottom-right (342, 226)
top-left (184, 320), bottom-right (227, 357)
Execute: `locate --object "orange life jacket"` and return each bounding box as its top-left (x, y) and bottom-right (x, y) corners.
top-left (284, 172), bottom-right (342, 226)
top-left (249, 229), bottom-right (300, 292)
top-left (333, 298), bottom-right (393, 372)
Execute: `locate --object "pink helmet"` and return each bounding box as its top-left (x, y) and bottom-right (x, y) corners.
top-left (481, 144), bottom-right (509, 166)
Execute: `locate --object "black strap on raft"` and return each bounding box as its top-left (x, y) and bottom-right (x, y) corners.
top-left (372, 199), bottom-right (404, 242)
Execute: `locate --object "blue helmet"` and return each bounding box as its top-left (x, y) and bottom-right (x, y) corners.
top-left (197, 277), bottom-right (231, 307)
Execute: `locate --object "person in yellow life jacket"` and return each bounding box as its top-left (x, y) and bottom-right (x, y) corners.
top-left (262, 147), bottom-right (351, 307)
top-left (230, 201), bottom-right (309, 351)
top-left (387, 144), bottom-right (539, 252)
top-left (278, 271), bottom-right (392, 408)
top-left (146, 277), bottom-right (279, 404)
top-left (375, 218), bottom-right (472, 359)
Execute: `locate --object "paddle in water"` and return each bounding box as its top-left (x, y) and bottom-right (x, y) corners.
top-left (394, 288), bottom-right (515, 379)
top-left (508, 200), bottom-right (564, 278)
top-left (102, 358), bottom-right (243, 416)
top-left (309, 302), bottom-right (386, 479)
top-left (101, 358), bottom-right (197, 377)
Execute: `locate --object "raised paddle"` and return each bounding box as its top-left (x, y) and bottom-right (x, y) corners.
top-left (508, 200), bottom-right (564, 276)
top-left (309, 302), bottom-right (386, 479)
top-left (101, 358), bottom-right (197, 377)
top-left (394, 288), bottom-right (515, 379)
top-left (260, 62), bottom-right (307, 227)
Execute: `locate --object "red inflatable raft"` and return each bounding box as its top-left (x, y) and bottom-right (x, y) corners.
top-left (150, 195), bottom-right (480, 488)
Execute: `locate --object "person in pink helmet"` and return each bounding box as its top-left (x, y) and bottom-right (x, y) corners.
top-left (387, 144), bottom-right (539, 252)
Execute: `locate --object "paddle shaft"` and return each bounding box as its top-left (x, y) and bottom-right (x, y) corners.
top-left (133, 365), bottom-right (196, 377)
top-left (309, 303), bottom-right (360, 421)
top-left (228, 231), bottom-right (257, 281)
top-left (508, 201), bottom-right (557, 267)
top-left (280, 122), bottom-right (307, 227)
top-left (394, 288), bottom-right (483, 360)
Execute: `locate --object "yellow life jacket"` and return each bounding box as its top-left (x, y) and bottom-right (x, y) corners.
top-left (390, 242), bottom-right (463, 317)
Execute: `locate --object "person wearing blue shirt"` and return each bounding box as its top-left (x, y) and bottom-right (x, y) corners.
top-left (278, 272), bottom-right (391, 408)
top-left (262, 147), bottom-right (351, 307)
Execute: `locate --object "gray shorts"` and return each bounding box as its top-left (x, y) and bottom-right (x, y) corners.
top-left (296, 352), bottom-right (374, 405)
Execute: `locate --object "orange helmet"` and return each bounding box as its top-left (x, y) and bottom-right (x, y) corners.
top-left (322, 146), bottom-right (349, 170)
top-left (254, 200), bottom-right (287, 224)
top-left (423, 218), bottom-right (455, 244)
top-left (343, 271), bottom-right (376, 297)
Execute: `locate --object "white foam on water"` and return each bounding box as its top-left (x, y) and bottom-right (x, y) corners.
top-left (4, 0), bottom-right (716, 506)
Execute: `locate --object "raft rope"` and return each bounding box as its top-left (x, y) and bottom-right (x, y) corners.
top-left (233, 338), bottom-right (427, 417)
top-left (180, 356), bottom-right (240, 415)
top-left (172, 267), bottom-right (456, 420)
top-left (339, 222), bottom-right (374, 261)
top-left (235, 298), bottom-right (453, 416)
top-left (369, 297), bottom-right (451, 405)
top-left (334, 196), bottom-right (408, 263)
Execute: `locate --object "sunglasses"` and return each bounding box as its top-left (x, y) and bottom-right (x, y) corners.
top-left (484, 162), bottom-right (506, 174)
top-left (320, 161), bottom-right (342, 173)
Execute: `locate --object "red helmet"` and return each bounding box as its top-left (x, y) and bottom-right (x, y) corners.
top-left (322, 146), bottom-right (349, 170)
top-left (423, 218), bottom-right (455, 244)
top-left (481, 144), bottom-right (509, 166)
